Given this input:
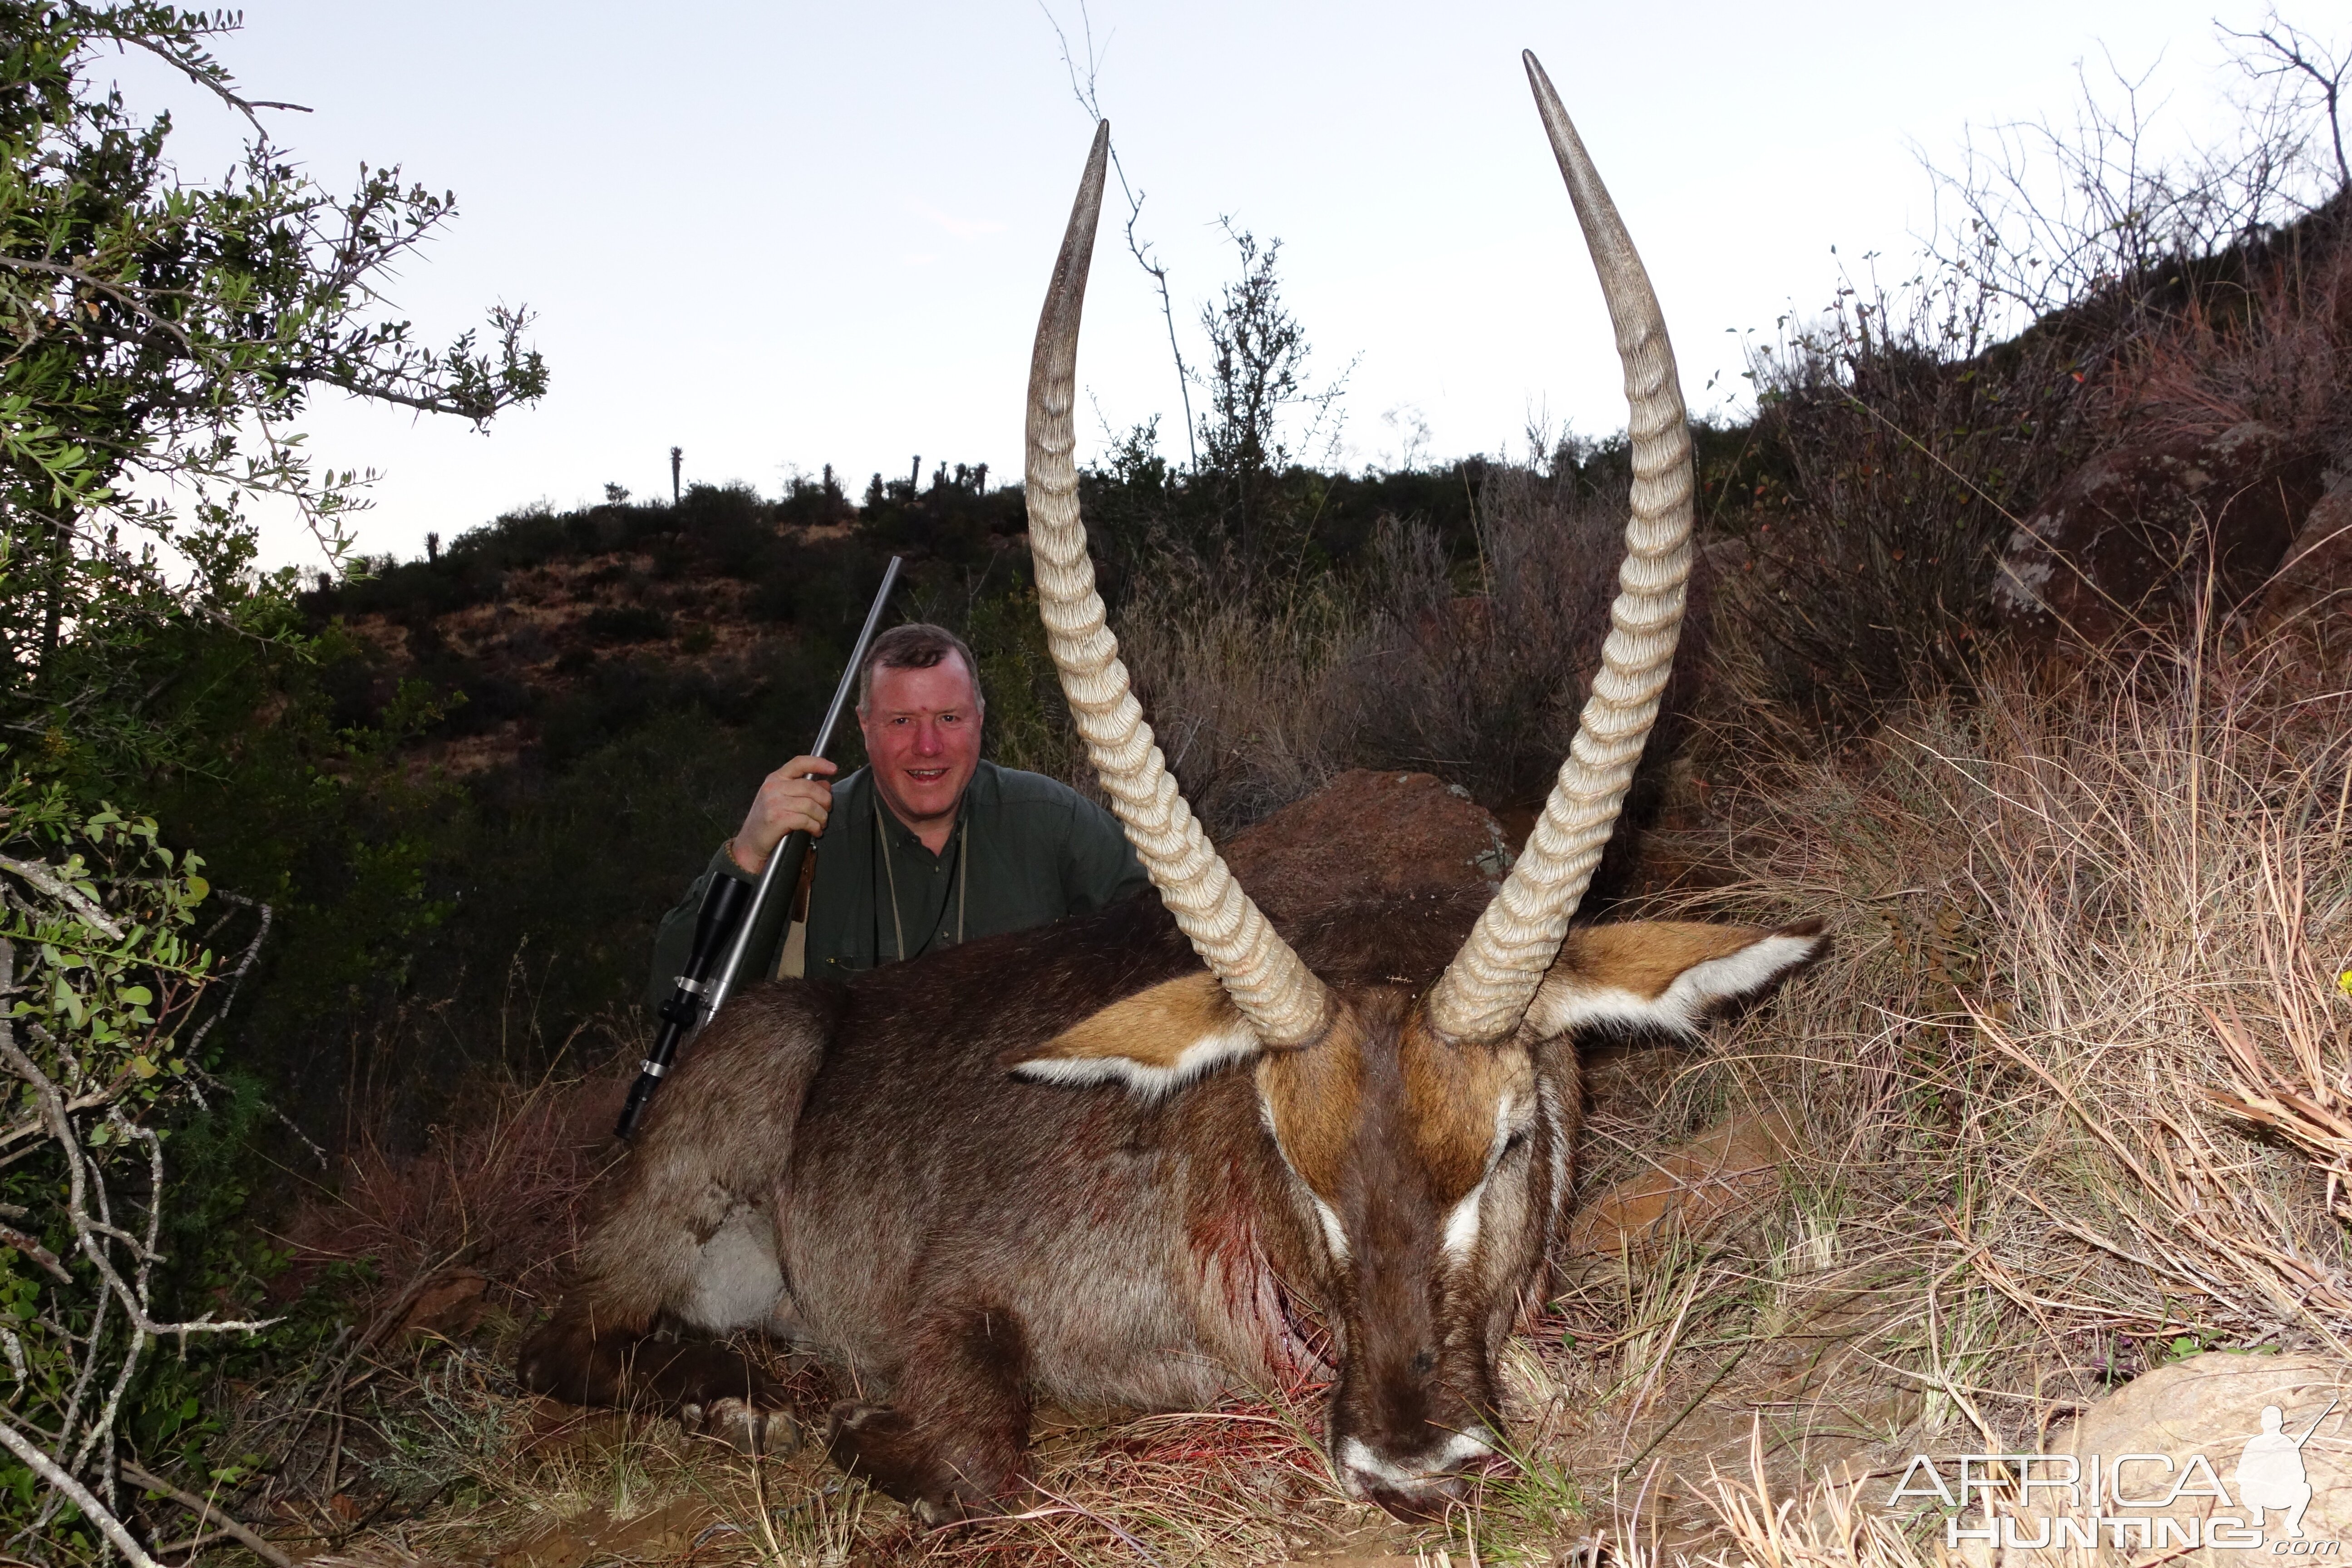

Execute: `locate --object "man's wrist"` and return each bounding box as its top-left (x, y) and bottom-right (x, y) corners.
top-left (724, 835), bottom-right (763, 877)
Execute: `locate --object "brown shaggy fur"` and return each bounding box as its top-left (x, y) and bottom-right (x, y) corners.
top-left (520, 891), bottom-right (1818, 1524)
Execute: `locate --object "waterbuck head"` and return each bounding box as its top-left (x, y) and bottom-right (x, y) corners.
top-left (1012, 54), bottom-right (1821, 1518)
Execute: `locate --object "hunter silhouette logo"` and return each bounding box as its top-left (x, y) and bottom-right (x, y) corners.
top-left (1893, 1396), bottom-right (2341, 1552)
top-left (2239, 1401), bottom-right (2331, 1540)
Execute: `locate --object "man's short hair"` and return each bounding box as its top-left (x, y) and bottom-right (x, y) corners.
top-left (857, 622), bottom-right (984, 712)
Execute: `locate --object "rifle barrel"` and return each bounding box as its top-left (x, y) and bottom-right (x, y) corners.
top-left (704, 553), bottom-right (904, 1019)
top-left (613, 554), bottom-right (902, 1140)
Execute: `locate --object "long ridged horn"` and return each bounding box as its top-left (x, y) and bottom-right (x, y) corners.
top-left (1024, 121), bottom-right (1331, 1047)
top-left (1424, 53), bottom-right (1696, 1045)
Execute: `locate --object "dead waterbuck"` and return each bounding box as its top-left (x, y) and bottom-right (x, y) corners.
top-left (519, 53), bottom-right (1823, 1525)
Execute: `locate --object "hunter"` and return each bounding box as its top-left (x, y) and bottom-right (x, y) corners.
top-left (647, 622), bottom-right (1148, 997)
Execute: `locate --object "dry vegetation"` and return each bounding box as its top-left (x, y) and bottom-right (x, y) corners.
top-left (1105, 475), bottom-right (1649, 833)
top-left (239, 615), bottom-right (2348, 1568)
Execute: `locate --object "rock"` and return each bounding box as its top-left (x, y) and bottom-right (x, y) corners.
top-left (2254, 479), bottom-right (2352, 638)
top-left (1939, 1352), bottom-right (2350, 1566)
top-left (1994, 423), bottom-right (2331, 644)
top-left (1567, 1110), bottom-right (1799, 1258)
top-left (1222, 769), bottom-right (1514, 922)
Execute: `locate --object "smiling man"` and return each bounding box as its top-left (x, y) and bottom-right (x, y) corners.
top-left (648, 623), bottom-right (1148, 996)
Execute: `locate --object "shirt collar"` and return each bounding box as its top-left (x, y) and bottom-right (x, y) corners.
top-left (875, 787), bottom-right (968, 853)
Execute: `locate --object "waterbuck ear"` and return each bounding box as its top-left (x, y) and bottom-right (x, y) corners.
top-left (1005, 971), bottom-right (1262, 1097)
top-left (1523, 920), bottom-right (1824, 1040)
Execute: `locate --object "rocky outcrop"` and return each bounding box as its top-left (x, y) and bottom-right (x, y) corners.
top-left (1221, 769), bottom-right (1514, 922)
top-left (1567, 1110), bottom-right (1801, 1258)
top-left (1994, 423), bottom-right (2332, 644)
top-left (2254, 478), bottom-right (2352, 639)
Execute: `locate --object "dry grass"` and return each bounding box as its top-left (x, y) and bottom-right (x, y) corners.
top-left (286, 1069), bottom-right (626, 1312)
top-left (1114, 570), bottom-right (1364, 832)
top-left (1678, 630), bottom-right (2352, 1369)
top-left (1104, 468), bottom-right (1676, 836)
top-left (1576, 625), bottom-right (2352, 1564)
top-left (2104, 207), bottom-right (2352, 454)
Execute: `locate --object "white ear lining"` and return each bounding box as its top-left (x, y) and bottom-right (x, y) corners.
top-left (1008, 1019), bottom-right (1261, 1100)
top-left (1524, 983), bottom-right (1705, 1040)
top-left (1665, 932), bottom-right (1821, 1008)
top-left (1527, 932), bottom-right (1821, 1039)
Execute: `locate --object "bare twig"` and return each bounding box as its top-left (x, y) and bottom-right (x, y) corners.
top-left (0, 1223), bottom-right (69, 1285)
top-left (0, 853), bottom-right (123, 940)
top-left (0, 1418), bottom-right (161, 1568)
top-left (180, 894), bottom-right (271, 1060)
top-left (119, 1459), bottom-right (296, 1568)
top-left (1036, 0), bottom-right (1199, 468)
top-left (2221, 9), bottom-right (2352, 192)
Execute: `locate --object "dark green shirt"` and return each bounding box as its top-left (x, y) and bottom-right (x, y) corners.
top-left (647, 761), bottom-right (1149, 1006)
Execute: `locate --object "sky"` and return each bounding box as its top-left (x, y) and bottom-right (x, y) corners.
top-left (94, 0), bottom-right (2300, 567)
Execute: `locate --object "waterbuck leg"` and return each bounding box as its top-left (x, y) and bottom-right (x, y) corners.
top-left (824, 1301), bottom-right (1033, 1527)
top-left (517, 1315), bottom-right (800, 1455)
top-left (517, 985), bottom-right (836, 1451)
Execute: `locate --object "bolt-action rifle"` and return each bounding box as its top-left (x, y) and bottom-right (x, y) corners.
top-left (615, 555), bottom-right (904, 1139)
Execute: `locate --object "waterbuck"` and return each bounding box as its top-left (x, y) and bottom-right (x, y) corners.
top-left (520, 53), bottom-right (1822, 1524)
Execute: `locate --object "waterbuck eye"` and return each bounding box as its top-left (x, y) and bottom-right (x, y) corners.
top-left (1503, 1128), bottom-right (1532, 1156)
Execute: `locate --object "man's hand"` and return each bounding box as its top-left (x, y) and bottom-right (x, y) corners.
top-left (731, 756), bottom-right (838, 875)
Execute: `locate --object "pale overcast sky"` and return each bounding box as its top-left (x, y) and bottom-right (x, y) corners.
top-left (100, 1), bottom-right (2293, 565)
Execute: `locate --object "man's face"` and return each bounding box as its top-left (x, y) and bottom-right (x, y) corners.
top-left (858, 655), bottom-right (984, 834)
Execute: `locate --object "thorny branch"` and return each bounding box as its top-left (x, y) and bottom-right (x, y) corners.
top-left (77, 1), bottom-right (311, 137)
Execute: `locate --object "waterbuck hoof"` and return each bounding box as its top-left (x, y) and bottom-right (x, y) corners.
top-left (823, 1400), bottom-right (908, 1467)
top-left (824, 1402), bottom-right (1004, 1528)
top-left (680, 1395), bottom-right (799, 1457)
top-left (908, 1488), bottom-right (998, 1529)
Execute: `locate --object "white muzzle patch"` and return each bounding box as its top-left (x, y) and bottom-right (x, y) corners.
top-left (1336, 1428), bottom-right (1499, 1499)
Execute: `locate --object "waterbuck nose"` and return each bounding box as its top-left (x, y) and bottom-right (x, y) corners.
top-left (1336, 1429), bottom-right (1502, 1519)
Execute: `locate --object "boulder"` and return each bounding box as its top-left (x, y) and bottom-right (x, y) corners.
top-left (1994, 423), bottom-right (2331, 644)
top-left (1939, 1352), bottom-right (2351, 1566)
top-left (1567, 1110), bottom-right (1800, 1258)
top-left (398, 1269), bottom-right (490, 1341)
top-left (2254, 479), bottom-right (2352, 638)
top-left (1221, 769), bottom-right (1514, 922)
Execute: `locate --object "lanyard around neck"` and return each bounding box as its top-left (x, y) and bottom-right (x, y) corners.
top-left (876, 805), bottom-right (967, 963)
